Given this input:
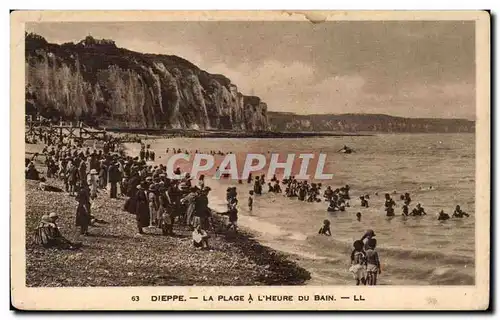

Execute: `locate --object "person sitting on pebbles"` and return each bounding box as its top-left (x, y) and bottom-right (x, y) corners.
top-left (192, 224), bottom-right (210, 250)
top-left (34, 213), bottom-right (81, 250)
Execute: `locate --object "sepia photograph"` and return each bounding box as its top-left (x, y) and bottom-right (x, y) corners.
top-left (11, 10), bottom-right (490, 310)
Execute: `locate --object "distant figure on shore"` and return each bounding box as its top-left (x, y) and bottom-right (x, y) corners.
top-left (318, 219), bottom-right (331, 236)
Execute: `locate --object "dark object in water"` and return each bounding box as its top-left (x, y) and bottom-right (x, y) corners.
top-left (438, 212), bottom-right (450, 221)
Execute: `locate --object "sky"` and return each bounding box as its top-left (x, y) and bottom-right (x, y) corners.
top-left (26, 21), bottom-right (475, 119)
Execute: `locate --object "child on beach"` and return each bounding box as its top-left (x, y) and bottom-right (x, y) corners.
top-left (318, 219), bottom-right (331, 236)
top-left (227, 198), bottom-right (239, 232)
top-left (192, 225), bottom-right (210, 249)
top-left (349, 240), bottom-right (367, 285)
top-left (365, 238), bottom-right (381, 285)
top-left (248, 190), bottom-right (254, 211)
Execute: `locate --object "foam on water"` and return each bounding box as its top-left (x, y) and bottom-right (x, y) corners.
top-left (142, 133), bottom-right (475, 285)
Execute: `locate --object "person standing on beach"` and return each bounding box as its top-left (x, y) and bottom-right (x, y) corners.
top-left (88, 169), bottom-right (99, 200)
top-left (108, 162), bottom-right (120, 199)
top-left (226, 198), bottom-right (238, 232)
top-left (67, 163), bottom-right (78, 196)
top-left (135, 184), bottom-right (150, 234)
top-left (75, 184), bottom-right (91, 236)
top-left (78, 161), bottom-right (87, 187)
top-left (190, 186), bottom-right (211, 232)
top-left (148, 184), bottom-right (159, 227)
top-left (98, 162), bottom-right (107, 189)
top-left (182, 187), bottom-right (199, 228)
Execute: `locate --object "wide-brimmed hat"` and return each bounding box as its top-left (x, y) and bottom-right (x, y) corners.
top-left (145, 176), bottom-right (153, 181)
top-left (90, 169), bottom-right (98, 175)
top-left (149, 184), bottom-right (157, 191)
top-left (49, 212), bottom-right (58, 219)
top-left (137, 184), bottom-right (144, 190)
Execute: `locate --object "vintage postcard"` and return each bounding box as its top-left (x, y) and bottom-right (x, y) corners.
top-left (11, 10), bottom-right (490, 310)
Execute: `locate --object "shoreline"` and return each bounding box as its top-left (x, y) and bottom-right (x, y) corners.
top-left (103, 128), bottom-right (374, 139)
top-left (122, 141), bottom-right (322, 285)
top-left (24, 142), bottom-right (311, 286)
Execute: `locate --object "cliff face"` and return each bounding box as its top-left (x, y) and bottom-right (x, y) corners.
top-left (268, 112), bottom-right (475, 133)
top-left (25, 34), bottom-right (269, 131)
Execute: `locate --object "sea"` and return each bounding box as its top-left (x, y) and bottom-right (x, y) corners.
top-left (128, 133), bottom-right (475, 285)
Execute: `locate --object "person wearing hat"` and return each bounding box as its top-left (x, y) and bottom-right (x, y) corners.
top-left (88, 169), bottom-right (99, 200)
top-left (145, 175), bottom-right (153, 185)
top-left (135, 184), bottom-right (150, 234)
top-left (148, 184), bottom-right (159, 227)
top-left (181, 187), bottom-right (199, 228)
top-left (75, 184), bottom-right (92, 236)
top-left (67, 162), bottom-right (79, 196)
top-left (98, 161), bottom-right (108, 190)
top-left (34, 213), bottom-right (81, 249)
top-left (360, 229), bottom-right (376, 250)
top-left (108, 162), bottom-right (121, 199)
top-left (194, 187), bottom-right (211, 231)
top-left (158, 186), bottom-right (174, 236)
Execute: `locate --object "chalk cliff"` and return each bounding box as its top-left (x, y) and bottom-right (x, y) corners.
top-left (25, 33), bottom-right (269, 131)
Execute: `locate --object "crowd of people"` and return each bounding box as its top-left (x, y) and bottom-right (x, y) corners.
top-left (27, 133), bottom-right (472, 285)
top-left (27, 134), bottom-right (245, 251)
